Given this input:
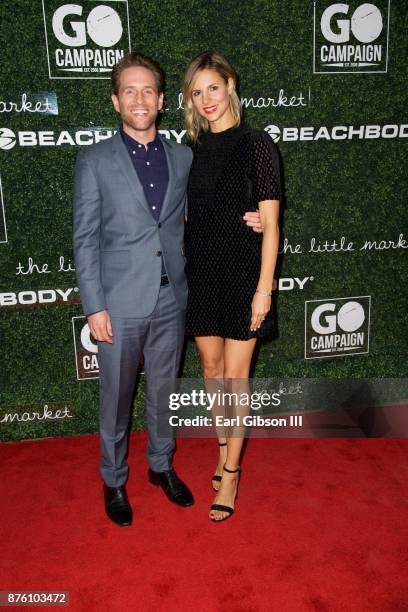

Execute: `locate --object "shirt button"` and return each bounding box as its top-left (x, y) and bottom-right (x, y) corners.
top-left (132, 150), bottom-right (136, 154)
top-left (152, 206), bottom-right (156, 210)
top-left (138, 144), bottom-right (142, 148)
top-left (150, 183), bottom-right (154, 187)
top-left (146, 161), bottom-right (150, 165)
top-left (156, 250), bottom-right (162, 256)
top-left (154, 147), bottom-right (158, 151)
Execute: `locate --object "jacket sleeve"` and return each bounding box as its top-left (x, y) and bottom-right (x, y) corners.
top-left (73, 150), bottom-right (107, 316)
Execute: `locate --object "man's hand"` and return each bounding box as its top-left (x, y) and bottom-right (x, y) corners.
top-left (243, 210), bottom-right (263, 233)
top-left (88, 310), bottom-right (113, 344)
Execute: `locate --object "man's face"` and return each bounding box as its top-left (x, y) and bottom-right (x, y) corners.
top-left (111, 66), bottom-right (164, 135)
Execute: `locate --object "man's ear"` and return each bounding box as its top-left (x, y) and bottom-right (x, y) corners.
top-left (111, 93), bottom-right (120, 113)
top-left (158, 92), bottom-right (164, 111)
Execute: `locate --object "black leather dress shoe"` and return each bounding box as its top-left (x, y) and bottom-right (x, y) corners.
top-left (148, 468), bottom-right (194, 507)
top-left (104, 484), bottom-right (133, 527)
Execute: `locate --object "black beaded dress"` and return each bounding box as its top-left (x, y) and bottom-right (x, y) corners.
top-left (184, 123), bottom-right (281, 340)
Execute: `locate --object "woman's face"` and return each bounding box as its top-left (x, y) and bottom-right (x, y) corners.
top-left (190, 68), bottom-right (234, 130)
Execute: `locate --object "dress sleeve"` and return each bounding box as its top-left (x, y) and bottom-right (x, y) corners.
top-left (251, 132), bottom-right (281, 202)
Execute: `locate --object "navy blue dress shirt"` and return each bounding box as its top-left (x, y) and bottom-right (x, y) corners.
top-left (120, 126), bottom-right (169, 221)
top-left (120, 126), bottom-right (169, 274)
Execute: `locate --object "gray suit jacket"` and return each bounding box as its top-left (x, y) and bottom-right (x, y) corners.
top-left (73, 130), bottom-right (193, 318)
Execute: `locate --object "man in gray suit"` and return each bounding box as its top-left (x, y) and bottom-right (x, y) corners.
top-left (73, 52), bottom-right (261, 526)
top-left (73, 52), bottom-right (195, 526)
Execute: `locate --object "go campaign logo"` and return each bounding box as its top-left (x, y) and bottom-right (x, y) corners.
top-left (42, 0), bottom-right (131, 78)
top-left (72, 315), bottom-right (145, 380)
top-left (264, 123), bottom-right (407, 143)
top-left (305, 296), bottom-right (371, 359)
top-left (313, 1), bottom-right (390, 73)
top-left (72, 316), bottom-right (99, 380)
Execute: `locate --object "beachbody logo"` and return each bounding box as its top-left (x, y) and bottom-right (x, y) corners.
top-left (313, 1), bottom-right (390, 73)
top-left (72, 316), bottom-right (99, 379)
top-left (264, 123), bottom-right (407, 143)
top-left (0, 174), bottom-right (7, 244)
top-left (0, 287), bottom-right (80, 308)
top-left (305, 296), bottom-right (371, 359)
top-left (42, 0), bottom-right (131, 78)
top-left (274, 277), bottom-right (313, 291)
top-left (0, 127), bottom-right (116, 150)
top-left (0, 128), bottom-right (187, 150)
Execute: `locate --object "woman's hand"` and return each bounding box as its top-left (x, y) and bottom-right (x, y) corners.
top-left (250, 292), bottom-right (271, 331)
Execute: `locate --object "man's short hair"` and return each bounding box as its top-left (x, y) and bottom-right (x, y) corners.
top-left (111, 52), bottom-right (165, 95)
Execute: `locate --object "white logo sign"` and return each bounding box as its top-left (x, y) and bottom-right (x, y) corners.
top-left (265, 125), bottom-right (281, 143)
top-left (0, 287), bottom-right (79, 308)
top-left (0, 128), bottom-right (188, 150)
top-left (313, 1), bottom-right (390, 73)
top-left (0, 128), bottom-right (17, 150)
top-left (264, 124), bottom-right (407, 143)
top-left (1, 404), bottom-right (74, 424)
top-left (72, 316), bottom-right (99, 379)
top-left (0, 174), bottom-right (7, 244)
top-left (0, 128), bottom-right (115, 150)
top-left (305, 296), bottom-right (371, 359)
top-left (274, 277), bottom-right (313, 291)
top-left (0, 92), bottom-right (58, 115)
top-left (42, 1), bottom-right (131, 79)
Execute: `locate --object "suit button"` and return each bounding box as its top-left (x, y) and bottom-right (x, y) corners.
top-left (156, 250), bottom-right (162, 256)
top-left (158, 223), bottom-right (161, 228)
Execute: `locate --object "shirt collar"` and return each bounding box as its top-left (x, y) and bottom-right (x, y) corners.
top-left (119, 125), bottom-right (161, 150)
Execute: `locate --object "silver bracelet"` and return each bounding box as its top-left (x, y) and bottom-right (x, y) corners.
top-left (256, 289), bottom-right (272, 297)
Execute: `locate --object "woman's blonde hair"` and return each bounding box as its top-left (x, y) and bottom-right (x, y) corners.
top-left (182, 50), bottom-right (241, 143)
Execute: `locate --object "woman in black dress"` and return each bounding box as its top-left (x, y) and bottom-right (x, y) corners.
top-left (182, 51), bottom-right (281, 521)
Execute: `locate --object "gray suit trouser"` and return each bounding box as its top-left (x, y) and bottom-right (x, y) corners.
top-left (97, 283), bottom-right (185, 487)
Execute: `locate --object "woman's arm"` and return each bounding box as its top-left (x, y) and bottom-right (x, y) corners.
top-left (249, 133), bottom-right (281, 331)
top-left (250, 199), bottom-right (280, 331)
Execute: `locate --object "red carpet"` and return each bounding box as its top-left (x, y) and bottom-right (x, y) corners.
top-left (0, 433), bottom-right (407, 611)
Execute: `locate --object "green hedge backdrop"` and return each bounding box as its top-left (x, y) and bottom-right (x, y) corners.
top-left (0, 0), bottom-right (407, 441)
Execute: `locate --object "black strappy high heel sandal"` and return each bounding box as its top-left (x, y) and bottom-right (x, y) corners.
top-left (210, 465), bottom-right (241, 522)
top-left (212, 442), bottom-right (227, 491)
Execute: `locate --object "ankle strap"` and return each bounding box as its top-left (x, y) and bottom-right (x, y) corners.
top-left (218, 442), bottom-right (227, 447)
top-left (223, 465), bottom-right (240, 473)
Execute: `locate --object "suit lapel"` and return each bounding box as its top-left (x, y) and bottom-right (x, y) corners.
top-left (111, 130), bottom-right (151, 216)
top-left (159, 135), bottom-right (177, 220)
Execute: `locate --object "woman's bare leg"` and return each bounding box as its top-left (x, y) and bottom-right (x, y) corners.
top-left (195, 336), bottom-right (227, 491)
top-left (209, 337), bottom-right (257, 521)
